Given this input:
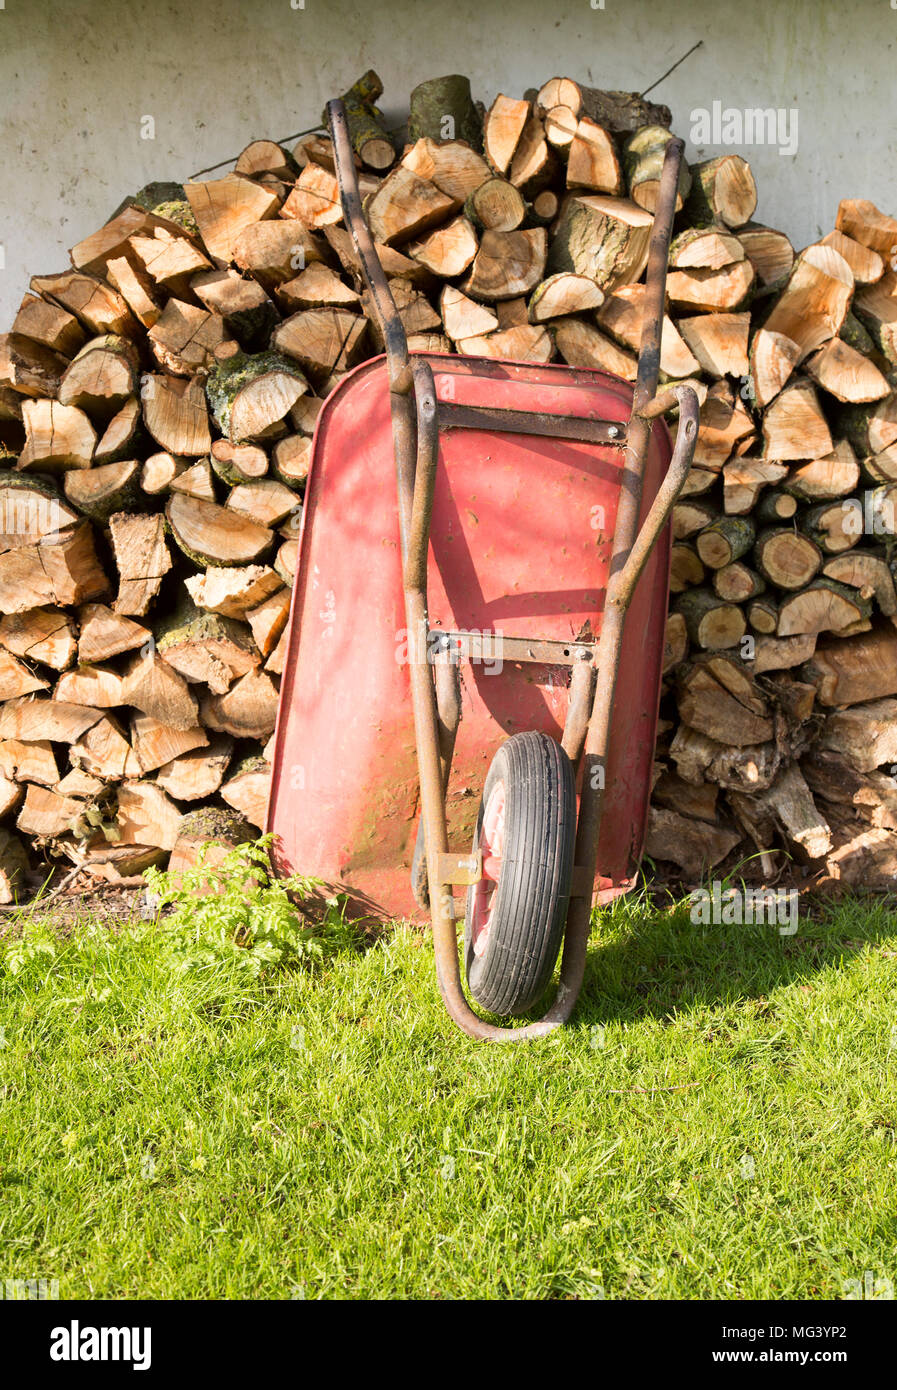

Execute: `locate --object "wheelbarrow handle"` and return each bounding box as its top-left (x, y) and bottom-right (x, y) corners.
top-left (326, 98), bottom-right (412, 396)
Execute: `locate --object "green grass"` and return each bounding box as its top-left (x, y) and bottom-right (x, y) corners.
top-left (1, 879), bottom-right (896, 1300)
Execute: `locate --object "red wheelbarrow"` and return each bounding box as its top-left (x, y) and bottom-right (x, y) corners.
top-left (267, 98), bottom-right (699, 1041)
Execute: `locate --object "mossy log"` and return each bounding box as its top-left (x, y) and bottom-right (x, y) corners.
top-left (408, 74), bottom-right (483, 151)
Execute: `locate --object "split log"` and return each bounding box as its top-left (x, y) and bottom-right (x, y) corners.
top-left (220, 757), bottom-right (271, 831)
top-left (672, 499), bottom-right (717, 540)
top-left (156, 735), bottom-right (233, 801)
top-left (0, 606), bottom-right (76, 670)
top-left (77, 603), bottom-right (149, 663)
top-left (245, 586), bottom-right (290, 657)
top-left (822, 550), bottom-right (897, 616)
top-left (784, 441), bottom-right (860, 502)
top-left (483, 94), bottom-right (530, 174)
top-left (622, 125), bottom-right (689, 211)
top-left (95, 398), bottom-right (142, 464)
top-left (280, 163), bottom-right (343, 228)
top-left (645, 806), bottom-right (740, 878)
top-left (0, 649), bottom-right (47, 700)
top-left (762, 380), bottom-right (833, 461)
top-left (275, 262), bottom-right (360, 313)
top-left (741, 764), bottom-right (831, 861)
top-left (365, 167), bottom-right (457, 246)
top-left (0, 472), bottom-right (78, 547)
top-left (166, 493), bottom-right (273, 567)
top-left (677, 313), bottom-right (749, 377)
top-left (749, 329), bottom-right (801, 408)
top-left (16, 785), bottom-right (85, 839)
top-left (30, 269), bottom-right (138, 339)
top-left (109, 512), bottom-right (172, 616)
top-left (401, 137), bottom-right (490, 203)
top-left (527, 273), bottom-right (604, 323)
top-left (546, 195), bottom-right (651, 291)
top-left (200, 668), bottom-right (280, 739)
top-left (852, 270), bottom-right (897, 366)
top-left (272, 310), bottom-right (366, 385)
top-left (565, 119), bottom-right (621, 196)
top-left (13, 293), bottom-right (85, 356)
top-left (509, 115), bottom-right (555, 197)
top-left (64, 458), bottom-right (141, 522)
top-left (147, 300), bottom-right (226, 375)
top-left (117, 781), bottom-right (182, 851)
top-left (662, 610), bottom-right (689, 671)
top-left (801, 623), bottom-right (897, 705)
top-left (818, 698), bottom-right (897, 771)
top-left (721, 459), bottom-right (788, 515)
top-left (105, 255), bottom-right (160, 329)
top-left (19, 399), bottom-right (95, 471)
top-left (551, 319), bottom-right (633, 377)
top-left (169, 459), bottom-right (216, 501)
top-left (121, 650), bottom-right (199, 730)
top-left (128, 714), bottom-right (207, 775)
top-left (142, 375), bottom-right (211, 456)
top-left (54, 664), bottom-right (124, 707)
top-left (156, 603), bottom-right (260, 694)
top-left (184, 564), bottom-right (283, 618)
top-left (128, 225), bottom-right (212, 295)
top-left (69, 715), bottom-right (133, 779)
top-left (777, 579), bottom-right (871, 636)
top-left (191, 269), bottom-right (279, 349)
top-left (407, 216), bottom-right (479, 277)
top-left (0, 829), bottom-right (27, 903)
top-left (462, 228), bottom-right (547, 301)
top-left (835, 197), bottom-right (897, 256)
top-left (752, 632), bottom-right (816, 673)
top-left (184, 175), bottom-right (281, 263)
top-left (597, 285), bottom-right (699, 377)
top-left (205, 347), bottom-right (308, 440)
top-left (231, 221), bottom-right (327, 292)
top-left (837, 395), bottom-right (897, 457)
top-left (0, 521), bottom-right (109, 613)
top-left (0, 333), bottom-right (68, 398)
top-left (665, 261), bottom-right (754, 314)
top-left (0, 737), bottom-right (58, 785)
top-left (685, 155), bottom-right (757, 228)
top-left (227, 480), bottom-right (297, 528)
top-left (440, 286), bottom-right (499, 340)
top-left (235, 140), bottom-right (294, 181)
top-left (0, 695), bottom-right (101, 743)
top-left (458, 324), bottom-right (553, 364)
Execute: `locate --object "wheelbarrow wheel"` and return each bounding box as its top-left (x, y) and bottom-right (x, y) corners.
top-left (464, 732), bottom-right (576, 1017)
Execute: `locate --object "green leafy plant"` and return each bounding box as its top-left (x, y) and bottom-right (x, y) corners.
top-left (144, 835), bottom-right (355, 977)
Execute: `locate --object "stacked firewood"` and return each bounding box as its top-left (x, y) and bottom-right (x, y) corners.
top-left (1, 68), bottom-right (896, 901)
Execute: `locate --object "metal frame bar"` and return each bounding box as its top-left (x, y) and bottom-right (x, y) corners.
top-left (327, 99), bottom-right (698, 1041)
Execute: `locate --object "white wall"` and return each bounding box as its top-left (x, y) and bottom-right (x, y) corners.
top-left (1, 0), bottom-right (895, 323)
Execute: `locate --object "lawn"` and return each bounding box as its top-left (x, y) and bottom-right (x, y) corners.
top-left (1, 853), bottom-right (896, 1300)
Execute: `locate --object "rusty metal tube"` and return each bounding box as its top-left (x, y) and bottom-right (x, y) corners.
top-left (327, 99), bottom-right (412, 397)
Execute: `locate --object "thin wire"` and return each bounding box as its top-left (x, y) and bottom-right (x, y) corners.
top-left (640, 39), bottom-right (703, 99)
top-left (187, 124), bottom-right (327, 181)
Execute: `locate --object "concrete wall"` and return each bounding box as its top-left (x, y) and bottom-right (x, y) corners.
top-left (1, 0), bottom-right (895, 323)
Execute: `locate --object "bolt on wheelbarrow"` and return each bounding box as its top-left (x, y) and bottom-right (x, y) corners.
top-left (266, 97), bottom-right (699, 1041)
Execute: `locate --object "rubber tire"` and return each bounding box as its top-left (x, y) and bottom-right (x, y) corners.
top-left (464, 732), bottom-right (576, 1017)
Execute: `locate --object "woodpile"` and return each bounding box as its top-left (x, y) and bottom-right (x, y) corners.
top-left (2, 67), bottom-right (897, 901)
